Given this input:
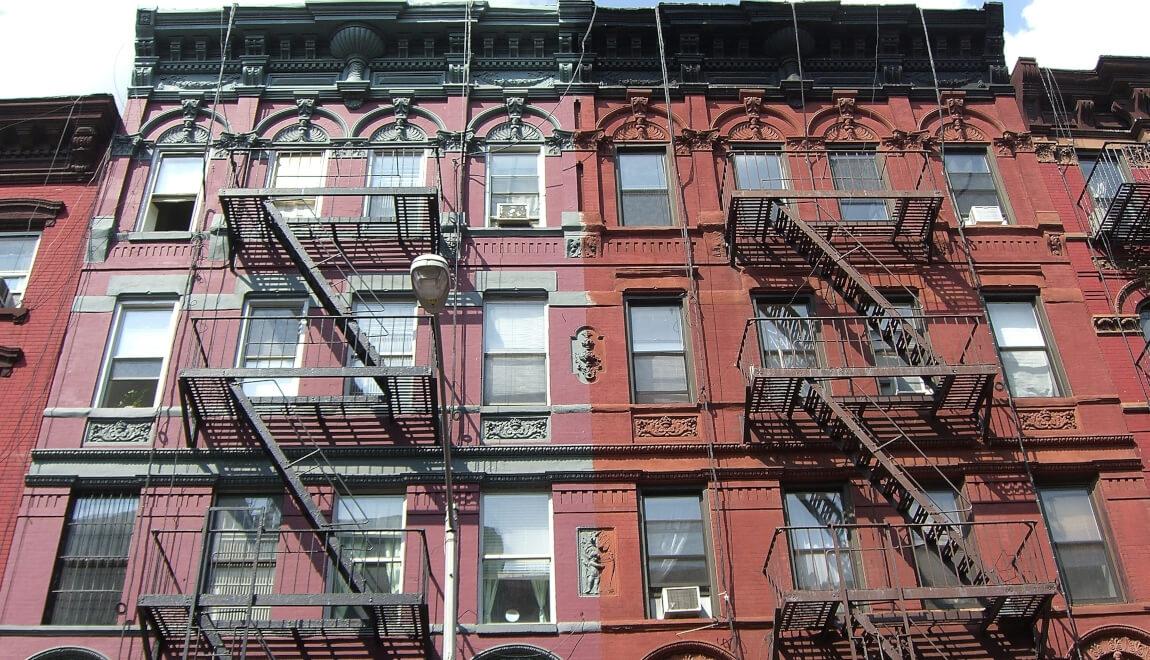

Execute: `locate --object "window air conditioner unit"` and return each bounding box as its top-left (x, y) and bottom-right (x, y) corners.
top-left (0, 280), bottom-right (13, 308)
top-left (494, 203), bottom-right (532, 225)
top-left (661, 586), bottom-right (702, 617)
top-left (966, 205), bottom-right (1005, 225)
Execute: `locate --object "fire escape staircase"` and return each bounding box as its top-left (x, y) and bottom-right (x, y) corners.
top-left (1092, 182), bottom-right (1150, 243)
top-left (740, 202), bottom-right (1054, 657)
top-left (148, 193), bottom-right (438, 657)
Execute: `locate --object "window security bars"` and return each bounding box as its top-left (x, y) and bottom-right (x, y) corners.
top-left (46, 494), bottom-right (138, 625)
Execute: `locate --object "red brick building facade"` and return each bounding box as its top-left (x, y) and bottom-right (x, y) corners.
top-left (2, 3), bottom-right (1150, 660)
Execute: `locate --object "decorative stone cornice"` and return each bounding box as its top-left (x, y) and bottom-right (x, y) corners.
top-left (1093, 314), bottom-right (1143, 336)
top-left (992, 130), bottom-right (1034, 156)
top-left (1034, 140), bottom-right (1078, 165)
top-left (0, 95), bottom-right (117, 183)
top-left (0, 198), bottom-right (63, 230)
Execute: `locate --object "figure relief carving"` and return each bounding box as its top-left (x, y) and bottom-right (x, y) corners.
top-left (993, 131), bottom-right (1034, 156)
top-left (578, 528), bottom-right (616, 596)
top-left (614, 92), bottom-right (667, 141)
top-left (935, 95), bottom-right (987, 142)
top-left (571, 326), bottom-right (604, 383)
top-left (1034, 141), bottom-right (1078, 165)
top-left (823, 95), bottom-right (876, 141)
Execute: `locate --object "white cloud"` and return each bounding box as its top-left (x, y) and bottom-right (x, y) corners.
top-left (1006, 0), bottom-right (1150, 71)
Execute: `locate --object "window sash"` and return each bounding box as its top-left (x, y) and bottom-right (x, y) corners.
top-left (99, 304), bottom-right (175, 408)
top-left (481, 493), bottom-right (552, 624)
top-left (349, 299), bottom-right (416, 395)
top-left (986, 301), bottom-right (1060, 397)
top-left (734, 153), bottom-right (786, 190)
top-left (945, 152), bottom-right (1003, 218)
top-left (1039, 487), bottom-right (1120, 603)
top-left (488, 152), bottom-right (541, 221)
top-left (629, 303), bottom-right (690, 403)
top-left (0, 234), bottom-right (40, 302)
top-left (46, 495), bottom-right (138, 625)
top-left (270, 151), bottom-right (325, 218)
top-left (618, 152), bottom-right (672, 226)
top-left (830, 152), bottom-right (888, 222)
top-left (643, 494), bottom-right (711, 594)
top-left (153, 155), bottom-right (204, 195)
top-left (367, 151), bottom-right (424, 219)
top-left (239, 303), bottom-right (305, 397)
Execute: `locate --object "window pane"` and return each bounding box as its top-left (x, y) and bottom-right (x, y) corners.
top-left (987, 302), bottom-right (1045, 347)
top-left (643, 495), bottom-right (709, 590)
top-left (830, 153), bottom-right (881, 190)
top-left (244, 306), bottom-right (303, 359)
top-left (734, 153), bottom-right (785, 190)
top-left (944, 153), bottom-right (990, 175)
top-left (272, 152), bottom-right (325, 187)
top-left (154, 155), bottom-right (204, 194)
top-left (0, 235), bottom-right (38, 272)
top-left (46, 495), bottom-right (138, 625)
top-left (758, 302), bottom-right (818, 369)
top-left (621, 191), bottom-right (672, 226)
top-left (1040, 488), bottom-right (1104, 543)
top-left (490, 153), bottom-right (539, 176)
top-left (619, 153), bottom-right (668, 190)
top-left (481, 559), bottom-right (551, 623)
top-left (1039, 488), bottom-right (1119, 603)
top-left (1001, 350), bottom-right (1056, 397)
top-left (630, 305), bottom-right (684, 352)
top-left (632, 354), bottom-right (690, 402)
top-left (368, 152), bottom-right (422, 218)
top-left (112, 308), bottom-right (174, 358)
top-left (484, 355), bottom-right (547, 404)
top-left (482, 493), bottom-right (550, 556)
top-left (485, 303), bottom-right (546, 352)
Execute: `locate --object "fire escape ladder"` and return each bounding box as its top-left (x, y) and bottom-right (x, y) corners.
top-left (225, 381), bottom-right (372, 602)
top-left (1105, 182), bottom-right (1150, 242)
top-left (802, 382), bottom-right (992, 588)
top-left (770, 207), bottom-right (939, 370)
top-left (850, 609), bottom-right (909, 660)
top-left (194, 612), bottom-right (232, 660)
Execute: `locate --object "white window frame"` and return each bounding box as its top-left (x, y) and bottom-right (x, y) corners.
top-left (364, 148), bottom-right (428, 219)
top-left (207, 494), bottom-right (282, 622)
top-left (92, 299), bottom-right (179, 410)
top-left (348, 297), bottom-right (417, 395)
top-left (236, 298), bottom-right (309, 398)
top-left (136, 151), bottom-right (205, 232)
top-left (485, 147), bottom-right (545, 227)
top-left (617, 149), bottom-right (674, 227)
top-left (268, 150), bottom-right (328, 218)
top-left (627, 299), bottom-right (693, 404)
top-left (329, 494), bottom-right (407, 617)
top-left (732, 150), bottom-right (789, 191)
top-left (986, 298), bottom-right (1064, 398)
top-left (783, 489), bottom-right (860, 593)
top-left (641, 491), bottom-right (714, 619)
top-left (942, 148), bottom-right (1009, 225)
top-left (482, 300), bottom-right (550, 406)
top-left (0, 232), bottom-right (41, 305)
top-left (478, 492), bottom-right (555, 624)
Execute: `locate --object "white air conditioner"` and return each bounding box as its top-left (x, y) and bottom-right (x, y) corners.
top-left (494, 203), bottom-right (532, 225)
top-left (661, 586), bottom-right (702, 617)
top-left (966, 205), bottom-right (1005, 225)
top-left (0, 280), bottom-right (14, 308)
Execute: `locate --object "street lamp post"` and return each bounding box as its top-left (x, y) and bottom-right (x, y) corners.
top-left (410, 254), bottom-right (458, 660)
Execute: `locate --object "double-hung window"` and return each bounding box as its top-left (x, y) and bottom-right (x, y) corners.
top-left (618, 151), bottom-right (672, 226)
top-left (911, 488), bottom-right (976, 609)
top-left (330, 495), bottom-right (405, 618)
top-left (97, 301), bottom-right (176, 408)
top-left (733, 152), bottom-right (786, 191)
top-left (1039, 486), bottom-right (1121, 603)
top-left (829, 151), bottom-right (888, 222)
top-left (628, 301), bottom-right (691, 403)
top-left (483, 301), bottom-right (547, 405)
top-left (869, 298), bottom-right (930, 395)
top-left (239, 300), bottom-right (306, 398)
top-left (488, 150), bottom-right (542, 226)
top-left (783, 490), bottom-right (858, 591)
top-left (367, 149), bottom-right (424, 220)
top-left (944, 150), bottom-right (1006, 224)
top-left (1080, 152), bottom-right (1125, 227)
top-left (270, 151), bottom-right (326, 219)
top-left (757, 299), bottom-right (817, 370)
top-left (986, 300), bottom-right (1062, 397)
top-left (45, 494), bottom-right (138, 625)
top-left (206, 495), bottom-right (282, 622)
top-left (480, 492), bottom-right (553, 624)
top-left (642, 493), bottom-right (712, 618)
top-left (349, 298), bottom-right (416, 396)
top-left (0, 233), bottom-right (40, 305)
top-left (140, 153), bottom-right (203, 231)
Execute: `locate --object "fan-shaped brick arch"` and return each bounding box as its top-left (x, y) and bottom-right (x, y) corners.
top-left (472, 644), bottom-right (562, 659)
top-left (806, 94), bottom-right (896, 142)
top-left (711, 95), bottom-right (797, 142)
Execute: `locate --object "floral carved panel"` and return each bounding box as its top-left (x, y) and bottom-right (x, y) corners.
top-left (634, 415), bottom-right (699, 438)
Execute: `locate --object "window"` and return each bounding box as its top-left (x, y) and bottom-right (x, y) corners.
top-left (868, 298), bottom-right (930, 395)
top-left (330, 495), bottom-right (405, 618)
top-left (0, 234), bottom-right (39, 305)
top-left (911, 488), bottom-right (976, 609)
top-left (140, 153), bottom-right (203, 231)
top-left (206, 495), bottom-right (282, 621)
top-left (45, 494), bottom-right (138, 625)
top-left (642, 493), bottom-right (711, 618)
top-left (783, 490), bottom-right (858, 591)
top-left (757, 299), bottom-right (818, 369)
top-left (349, 298), bottom-right (416, 395)
top-left (480, 492), bottom-right (552, 624)
top-left (367, 150), bottom-right (424, 219)
top-left (618, 151), bottom-right (672, 226)
top-left (829, 151), bottom-right (888, 222)
top-left (269, 151), bottom-right (325, 218)
top-left (239, 300), bottom-right (306, 398)
top-left (1139, 303), bottom-right (1150, 343)
top-left (1080, 152), bottom-right (1125, 212)
top-left (986, 300), bottom-right (1062, 397)
top-left (1039, 486), bottom-right (1121, 603)
top-left (96, 302), bottom-right (176, 408)
top-left (944, 150), bottom-right (1005, 223)
top-left (628, 301), bottom-right (691, 403)
top-left (488, 150), bottom-right (542, 225)
top-left (483, 301), bottom-right (547, 405)
top-left (733, 152), bottom-right (786, 190)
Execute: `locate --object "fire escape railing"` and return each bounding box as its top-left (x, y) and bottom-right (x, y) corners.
top-left (1078, 142), bottom-right (1150, 243)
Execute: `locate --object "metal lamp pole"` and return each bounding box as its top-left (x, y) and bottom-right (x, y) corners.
top-left (410, 254), bottom-right (458, 660)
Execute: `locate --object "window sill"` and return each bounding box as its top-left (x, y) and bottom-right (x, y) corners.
top-left (465, 623), bottom-right (559, 636)
top-left (470, 226), bottom-right (561, 237)
top-left (122, 230), bottom-right (198, 242)
top-left (0, 306), bottom-right (28, 323)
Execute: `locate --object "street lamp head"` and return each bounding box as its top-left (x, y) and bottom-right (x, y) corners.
top-left (410, 254), bottom-right (451, 314)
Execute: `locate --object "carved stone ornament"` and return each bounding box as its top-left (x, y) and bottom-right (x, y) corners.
top-left (372, 122), bottom-right (426, 143)
top-left (1079, 625), bottom-right (1150, 660)
top-left (274, 123), bottom-right (329, 143)
top-left (0, 345), bottom-right (21, 377)
top-left (613, 93), bottom-right (668, 141)
top-left (86, 419), bottom-right (153, 443)
top-left (572, 129), bottom-right (608, 152)
top-left (1047, 232), bottom-right (1064, 256)
top-left (578, 528), bottom-right (617, 596)
top-left (1018, 408), bottom-right (1078, 431)
top-left (936, 96), bottom-right (987, 142)
top-left (565, 234), bottom-right (601, 259)
top-left (571, 326), bottom-right (604, 384)
top-left (993, 131), bottom-right (1034, 157)
top-left (1092, 315), bottom-right (1143, 336)
top-left (881, 129), bottom-right (931, 151)
top-left (729, 95), bottom-right (783, 142)
top-left (544, 129), bottom-right (575, 156)
top-left (483, 416), bottom-right (549, 442)
top-left (634, 415), bottom-right (699, 438)
top-left (488, 121), bottom-right (543, 143)
top-left (674, 128), bottom-right (720, 153)
top-left (392, 97), bottom-right (412, 127)
top-left (1034, 141), bottom-right (1078, 165)
top-left (157, 124), bottom-right (210, 145)
top-left (823, 95), bottom-right (877, 141)
top-left (786, 136), bottom-right (826, 151)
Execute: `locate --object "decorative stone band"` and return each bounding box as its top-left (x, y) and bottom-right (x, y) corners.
top-left (85, 419), bottom-right (153, 443)
top-left (1018, 408), bottom-right (1078, 432)
top-left (633, 414), bottom-right (699, 438)
top-left (1093, 314), bottom-right (1145, 336)
top-left (482, 415), bottom-right (550, 442)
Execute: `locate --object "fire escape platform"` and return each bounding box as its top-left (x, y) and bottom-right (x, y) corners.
top-left (219, 188), bottom-right (441, 270)
top-left (1092, 182), bottom-right (1150, 243)
top-left (747, 364), bottom-right (998, 418)
top-left (726, 190), bottom-right (944, 265)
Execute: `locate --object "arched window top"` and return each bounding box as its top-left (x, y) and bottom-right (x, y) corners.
top-left (28, 648), bottom-right (109, 660)
top-left (472, 644), bottom-right (561, 660)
